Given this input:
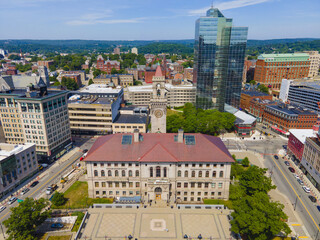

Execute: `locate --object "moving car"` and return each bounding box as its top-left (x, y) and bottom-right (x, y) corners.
top-left (8, 197), bottom-right (17, 205)
top-left (309, 195), bottom-right (317, 203)
top-left (51, 223), bottom-right (64, 229)
top-left (46, 184), bottom-right (57, 195)
top-left (297, 179), bottom-right (304, 185)
top-left (20, 188), bottom-right (30, 195)
top-left (284, 161), bottom-right (290, 166)
top-left (0, 206), bottom-right (6, 213)
top-left (302, 186), bottom-right (311, 193)
top-left (288, 167), bottom-right (295, 173)
top-left (30, 181), bottom-right (39, 188)
top-left (274, 155), bottom-right (279, 160)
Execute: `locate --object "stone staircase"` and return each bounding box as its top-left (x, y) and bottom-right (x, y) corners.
top-left (151, 199), bottom-right (168, 208)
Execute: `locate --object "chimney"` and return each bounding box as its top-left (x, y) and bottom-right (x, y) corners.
top-left (134, 129), bottom-right (140, 143)
top-left (178, 129), bottom-right (184, 143)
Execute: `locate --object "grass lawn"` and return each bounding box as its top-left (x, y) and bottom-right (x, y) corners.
top-left (52, 181), bottom-right (112, 209)
top-left (47, 236), bottom-right (71, 240)
top-left (203, 199), bottom-right (233, 209)
top-left (167, 109), bottom-right (183, 117)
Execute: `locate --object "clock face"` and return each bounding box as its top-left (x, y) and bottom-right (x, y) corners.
top-left (154, 110), bottom-right (163, 118)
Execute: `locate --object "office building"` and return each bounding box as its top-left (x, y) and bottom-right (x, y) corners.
top-left (254, 53), bottom-right (310, 90)
top-left (0, 143), bottom-right (38, 198)
top-left (279, 79), bottom-right (294, 102)
top-left (194, 7), bottom-right (248, 111)
top-left (305, 51), bottom-right (320, 78)
top-left (84, 130), bottom-right (234, 202)
top-left (0, 82), bottom-right (71, 162)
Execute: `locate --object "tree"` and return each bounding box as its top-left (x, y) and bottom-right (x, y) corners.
top-left (51, 192), bottom-right (66, 206)
top-left (3, 198), bottom-right (50, 240)
top-left (239, 165), bottom-right (276, 196)
top-left (134, 80), bottom-right (142, 85)
top-left (61, 77), bottom-right (79, 90)
top-left (249, 80), bottom-right (256, 85)
top-left (166, 114), bottom-right (184, 133)
top-left (84, 68), bottom-right (89, 74)
top-left (9, 55), bottom-right (21, 60)
top-left (231, 192), bottom-right (291, 240)
top-left (93, 68), bottom-right (102, 78)
top-left (241, 157), bottom-right (250, 167)
top-left (88, 79), bottom-right (93, 85)
top-left (111, 68), bottom-right (118, 74)
top-left (257, 84), bottom-right (269, 94)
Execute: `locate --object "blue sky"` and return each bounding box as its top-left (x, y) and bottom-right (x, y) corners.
top-left (0, 0), bottom-right (319, 40)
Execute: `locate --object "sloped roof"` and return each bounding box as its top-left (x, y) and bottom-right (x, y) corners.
top-left (84, 133), bottom-right (234, 163)
top-left (154, 65), bottom-right (163, 77)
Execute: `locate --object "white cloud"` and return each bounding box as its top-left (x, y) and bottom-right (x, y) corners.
top-left (189, 0), bottom-right (271, 15)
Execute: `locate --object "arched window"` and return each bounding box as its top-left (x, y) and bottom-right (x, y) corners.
top-left (115, 170), bottom-right (119, 177)
top-left (212, 171), bottom-right (216, 178)
top-left (135, 170), bottom-right (139, 177)
top-left (101, 170), bottom-right (105, 177)
top-left (205, 171), bottom-right (209, 177)
top-left (94, 170), bottom-right (98, 177)
top-left (150, 167), bottom-right (153, 177)
top-left (108, 170), bottom-right (112, 177)
top-left (122, 170), bottom-right (126, 177)
top-left (177, 170), bottom-right (181, 177)
top-left (198, 171), bottom-right (202, 178)
top-left (129, 170), bottom-right (132, 177)
top-left (184, 171), bottom-right (188, 178)
top-left (219, 171), bottom-right (224, 178)
top-left (156, 166), bottom-right (161, 177)
top-left (192, 171), bottom-right (195, 178)
top-left (163, 167), bottom-right (167, 177)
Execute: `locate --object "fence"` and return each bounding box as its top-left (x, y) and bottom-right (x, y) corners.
top-left (74, 211), bottom-right (88, 240)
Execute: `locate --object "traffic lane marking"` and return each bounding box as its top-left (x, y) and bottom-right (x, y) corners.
top-left (272, 157), bottom-right (320, 232)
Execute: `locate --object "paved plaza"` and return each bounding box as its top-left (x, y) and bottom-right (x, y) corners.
top-left (80, 207), bottom-right (232, 240)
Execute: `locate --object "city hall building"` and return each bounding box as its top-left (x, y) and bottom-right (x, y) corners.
top-left (84, 130), bottom-right (234, 203)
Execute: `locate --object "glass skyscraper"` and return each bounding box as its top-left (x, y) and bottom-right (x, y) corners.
top-left (194, 8), bottom-right (248, 111)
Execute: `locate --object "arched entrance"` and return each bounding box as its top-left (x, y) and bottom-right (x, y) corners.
top-left (155, 187), bottom-right (162, 200)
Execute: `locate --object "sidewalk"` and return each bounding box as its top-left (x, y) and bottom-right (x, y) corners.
top-left (222, 130), bottom-right (266, 141)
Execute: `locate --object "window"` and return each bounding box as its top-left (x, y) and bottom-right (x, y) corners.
top-left (156, 166), bottom-right (161, 177)
top-left (205, 183), bottom-right (209, 188)
top-left (129, 170), bottom-right (132, 177)
top-left (96, 191), bottom-right (99, 195)
top-left (212, 171), bottom-right (216, 178)
top-left (101, 170), bottom-right (105, 177)
top-left (115, 182), bottom-right (119, 187)
top-left (95, 182), bottom-right (99, 187)
top-left (150, 167), bottom-right (153, 177)
top-left (122, 182), bottom-right (126, 188)
top-left (184, 171), bottom-right (188, 177)
top-left (218, 183), bottom-right (223, 188)
top-left (115, 170), bottom-right (119, 177)
top-left (191, 182), bottom-right (195, 188)
top-left (108, 170), bottom-right (112, 177)
top-left (184, 182), bottom-right (188, 188)
top-left (108, 182), bottom-right (112, 187)
top-left (198, 183), bottom-right (202, 188)
top-left (198, 171), bottom-right (202, 177)
top-left (94, 170), bottom-right (98, 177)
top-left (136, 182), bottom-right (140, 187)
top-left (102, 182), bottom-right (106, 187)
top-left (219, 171), bottom-right (224, 178)
top-left (135, 170), bottom-right (139, 177)
top-left (177, 182), bottom-right (181, 188)
top-left (122, 170), bottom-right (126, 177)
top-left (177, 170), bottom-right (181, 177)
top-left (191, 171), bottom-right (195, 178)
top-left (163, 167), bottom-right (167, 177)
top-left (205, 171), bottom-right (209, 177)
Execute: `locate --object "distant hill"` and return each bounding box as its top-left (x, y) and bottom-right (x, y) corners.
top-left (0, 38), bottom-right (319, 55)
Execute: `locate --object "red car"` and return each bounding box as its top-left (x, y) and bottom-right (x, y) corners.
top-left (80, 157), bottom-right (84, 161)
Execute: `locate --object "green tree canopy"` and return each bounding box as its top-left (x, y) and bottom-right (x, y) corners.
top-left (61, 77), bottom-right (79, 90)
top-left (3, 198), bottom-right (50, 240)
top-left (88, 79), bottom-right (93, 85)
top-left (51, 192), bottom-right (67, 206)
top-left (241, 157), bottom-right (250, 167)
top-left (257, 84), bottom-right (269, 94)
top-left (93, 68), bottom-right (102, 78)
top-left (9, 54), bottom-right (21, 60)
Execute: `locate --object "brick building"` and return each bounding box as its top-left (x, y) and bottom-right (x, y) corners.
top-left (248, 98), bottom-right (277, 122)
top-left (263, 103), bottom-right (318, 134)
top-left (96, 55), bottom-right (120, 74)
top-left (239, 90), bottom-right (272, 111)
top-left (61, 74), bottom-right (82, 87)
top-left (254, 53), bottom-right (310, 90)
top-left (144, 69), bottom-right (156, 84)
top-left (37, 60), bottom-right (54, 68)
top-left (184, 68), bottom-right (193, 81)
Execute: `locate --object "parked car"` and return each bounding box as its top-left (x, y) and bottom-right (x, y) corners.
top-left (288, 167), bottom-right (295, 173)
top-left (80, 157), bottom-right (84, 161)
top-left (0, 206), bottom-right (6, 213)
top-left (302, 186), bottom-right (311, 193)
top-left (30, 181), bottom-right (39, 188)
top-left (51, 223), bottom-right (64, 229)
top-left (283, 145), bottom-right (287, 150)
top-left (284, 161), bottom-right (290, 166)
top-left (20, 188), bottom-right (30, 195)
top-left (41, 163), bottom-right (48, 168)
top-left (309, 195), bottom-right (317, 203)
top-left (274, 155), bottom-right (279, 160)
top-left (293, 174), bottom-right (300, 179)
top-left (317, 206), bottom-right (320, 212)
top-left (83, 149), bottom-right (88, 153)
top-left (8, 197), bottom-right (17, 205)
top-left (38, 165), bottom-right (43, 170)
top-left (297, 179), bottom-right (304, 185)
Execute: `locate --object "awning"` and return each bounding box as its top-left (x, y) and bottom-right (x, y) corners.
top-left (271, 126), bottom-right (287, 134)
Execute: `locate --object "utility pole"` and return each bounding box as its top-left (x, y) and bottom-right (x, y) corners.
top-left (0, 223), bottom-right (6, 239)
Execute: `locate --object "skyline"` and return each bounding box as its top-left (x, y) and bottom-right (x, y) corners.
top-left (0, 0), bottom-right (319, 40)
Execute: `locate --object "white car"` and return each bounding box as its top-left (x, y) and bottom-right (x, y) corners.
top-left (302, 186), bottom-right (311, 193)
top-left (8, 197), bottom-right (17, 205)
top-left (0, 206), bottom-right (6, 213)
top-left (41, 163), bottom-right (48, 168)
top-left (293, 174), bottom-right (300, 179)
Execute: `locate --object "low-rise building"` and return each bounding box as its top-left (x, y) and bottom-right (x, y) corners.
top-left (305, 51), bottom-right (320, 78)
top-left (96, 55), bottom-right (120, 74)
top-left (248, 98), bottom-right (277, 122)
top-left (239, 90), bottom-right (272, 111)
top-left (0, 143), bottom-right (38, 198)
top-left (93, 74), bottom-right (134, 87)
top-left (184, 68), bottom-right (193, 81)
top-left (61, 74), bottom-right (82, 87)
top-left (84, 130), bottom-right (234, 202)
top-left (287, 129), bottom-right (316, 162)
top-left (234, 111), bottom-right (256, 137)
top-left (60, 70), bottom-right (86, 84)
top-left (37, 60), bottom-right (54, 69)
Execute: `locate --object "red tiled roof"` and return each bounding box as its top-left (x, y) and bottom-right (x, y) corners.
top-left (154, 65), bottom-right (163, 77)
top-left (84, 133), bottom-right (234, 163)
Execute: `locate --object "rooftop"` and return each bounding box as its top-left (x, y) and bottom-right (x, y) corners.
top-left (68, 95), bottom-right (113, 105)
top-left (289, 129), bottom-right (316, 144)
top-left (258, 53), bottom-right (310, 62)
top-left (114, 114), bottom-right (148, 124)
top-left (0, 143), bottom-right (35, 161)
top-left (80, 84), bottom-right (122, 94)
top-left (234, 111), bottom-right (256, 125)
top-left (242, 90), bottom-right (269, 97)
top-left (85, 133), bottom-right (234, 163)
top-left (266, 103), bottom-right (317, 116)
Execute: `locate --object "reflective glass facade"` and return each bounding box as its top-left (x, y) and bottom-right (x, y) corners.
top-left (194, 8), bottom-right (248, 111)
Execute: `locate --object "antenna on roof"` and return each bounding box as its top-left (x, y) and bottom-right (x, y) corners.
top-left (211, 0), bottom-right (214, 8)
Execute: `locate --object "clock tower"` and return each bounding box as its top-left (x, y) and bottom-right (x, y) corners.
top-left (151, 64), bottom-right (167, 133)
